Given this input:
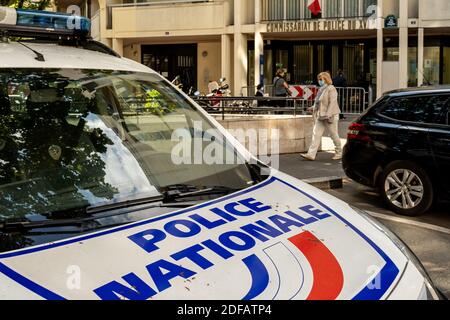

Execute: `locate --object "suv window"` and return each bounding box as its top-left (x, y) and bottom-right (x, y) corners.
top-left (380, 94), bottom-right (450, 124)
top-left (446, 107), bottom-right (450, 126)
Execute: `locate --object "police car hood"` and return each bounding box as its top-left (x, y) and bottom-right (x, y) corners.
top-left (0, 171), bottom-right (408, 300)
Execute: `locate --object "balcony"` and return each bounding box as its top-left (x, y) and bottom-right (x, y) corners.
top-left (106, 0), bottom-right (225, 37)
top-left (261, 0), bottom-right (378, 21)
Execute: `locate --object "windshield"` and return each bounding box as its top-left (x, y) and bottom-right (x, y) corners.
top-left (0, 69), bottom-right (258, 223)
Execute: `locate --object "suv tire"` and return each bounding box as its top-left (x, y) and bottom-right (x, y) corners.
top-left (379, 161), bottom-right (434, 216)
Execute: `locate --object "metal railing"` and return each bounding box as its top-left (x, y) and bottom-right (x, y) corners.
top-left (336, 87), bottom-right (368, 114)
top-left (241, 85), bottom-right (275, 97)
top-left (240, 86), bottom-right (369, 115)
top-left (191, 96), bottom-right (315, 120)
top-left (261, 0), bottom-right (378, 21)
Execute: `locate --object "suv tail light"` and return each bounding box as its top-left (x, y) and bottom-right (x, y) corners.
top-left (347, 123), bottom-right (371, 142)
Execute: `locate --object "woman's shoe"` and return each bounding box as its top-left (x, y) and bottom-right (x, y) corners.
top-left (301, 154), bottom-right (315, 161)
top-left (332, 154), bottom-right (342, 160)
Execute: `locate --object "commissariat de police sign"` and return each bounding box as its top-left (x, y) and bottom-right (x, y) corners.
top-left (266, 19), bottom-right (374, 32)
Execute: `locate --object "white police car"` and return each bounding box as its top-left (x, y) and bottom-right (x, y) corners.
top-left (0, 7), bottom-right (442, 300)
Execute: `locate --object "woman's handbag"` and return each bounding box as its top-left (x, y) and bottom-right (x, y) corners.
top-left (317, 86), bottom-right (334, 122)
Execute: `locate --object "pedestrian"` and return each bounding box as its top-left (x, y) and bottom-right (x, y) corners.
top-left (255, 83), bottom-right (264, 107)
top-left (255, 83), bottom-right (264, 97)
top-left (333, 69), bottom-right (347, 119)
top-left (273, 69), bottom-right (292, 110)
top-left (301, 72), bottom-right (343, 161)
top-left (333, 69), bottom-right (347, 88)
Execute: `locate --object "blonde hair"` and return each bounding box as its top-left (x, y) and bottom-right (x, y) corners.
top-left (318, 72), bottom-right (333, 85)
top-left (276, 69), bottom-right (285, 77)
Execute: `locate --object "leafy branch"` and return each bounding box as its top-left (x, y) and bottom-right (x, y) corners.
top-left (0, 0), bottom-right (53, 10)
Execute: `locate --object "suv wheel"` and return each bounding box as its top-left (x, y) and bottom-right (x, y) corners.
top-left (379, 161), bottom-right (434, 216)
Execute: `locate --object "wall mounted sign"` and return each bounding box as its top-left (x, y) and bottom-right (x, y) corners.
top-left (266, 19), bottom-right (373, 33)
top-left (384, 15), bottom-right (398, 28)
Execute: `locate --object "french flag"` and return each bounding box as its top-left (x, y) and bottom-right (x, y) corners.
top-left (308, 0), bottom-right (322, 16)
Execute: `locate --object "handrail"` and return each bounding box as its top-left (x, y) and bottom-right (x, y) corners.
top-left (240, 85), bottom-right (370, 115)
top-left (190, 96), bottom-right (314, 120)
top-left (261, 0), bottom-right (378, 22)
top-left (260, 14), bottom-right (373, 22)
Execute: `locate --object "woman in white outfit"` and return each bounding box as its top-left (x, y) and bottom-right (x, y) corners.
top-left (301, 72), bottom-right (342, 161)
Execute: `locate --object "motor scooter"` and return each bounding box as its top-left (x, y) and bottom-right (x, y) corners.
top-left (207, 77), bottom-right (230, 111)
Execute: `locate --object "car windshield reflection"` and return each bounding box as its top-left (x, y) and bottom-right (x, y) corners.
top-left (0, 69), bottom-right (261, 224)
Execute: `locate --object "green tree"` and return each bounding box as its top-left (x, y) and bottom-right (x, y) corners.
top-left (0, 0), bottom-right (53, 10)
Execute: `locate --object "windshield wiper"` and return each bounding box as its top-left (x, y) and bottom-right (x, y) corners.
top-left (81, 184), bottom-right (239, 215)
top-left (0, 160), bottom-right (268, 234)
top-left (161, 184), bottom-right (240, 201)
top-left (0, 185), bottom-right (239, 233)
top-left (0, 198), bottom-right (199, 233)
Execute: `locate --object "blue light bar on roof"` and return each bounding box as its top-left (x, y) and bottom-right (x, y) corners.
top-left (16, 9), bottom-right (91, 33)
top-left (0, 6), bottom-right (90, 35)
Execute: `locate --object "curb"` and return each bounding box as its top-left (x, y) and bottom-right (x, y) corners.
top-left (303, 176), bottom-right (343, 190)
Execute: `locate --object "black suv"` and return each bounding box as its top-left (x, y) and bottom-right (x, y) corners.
top-left (343, 86), bottom-right (450, 216)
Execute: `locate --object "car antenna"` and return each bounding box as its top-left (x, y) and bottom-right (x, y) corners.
top-left (17, 41), bottom-right (45, 62)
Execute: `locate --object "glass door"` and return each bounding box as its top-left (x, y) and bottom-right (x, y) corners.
top-left (444, 47), bottom-right (450, 85)
top-left (424, 47), bottom-right (440, 85)
top-left (408, 47), bottom-right (418, 87)
top-left (275, 49), bottom-right (289, 80)
top-left (343, 43), bottom-right (364, 86)
top-left (141, 44), bottom-right (197, 93)
top-left (293, 45), bottom-right (313, 84)
top-left (143, 54), bottom-right (169, 78)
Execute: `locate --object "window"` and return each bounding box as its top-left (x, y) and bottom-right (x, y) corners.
top-left (442, 106), bottom-right (450, 126)
top-left (380, 95), bottom-right (450, 124)
top-left (293, 45), bottom-right (313, 84)
top-left (0, 69), bottom-right (257, 220)
top-left (428, 97), bottom-right (450, 125)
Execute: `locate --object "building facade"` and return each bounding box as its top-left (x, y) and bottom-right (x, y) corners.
top-left (59, 0), bottom-right (450, 98)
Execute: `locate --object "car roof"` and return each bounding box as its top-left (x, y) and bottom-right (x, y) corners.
top-left (0, 42), bottom-right (154, 73)
top-left (385, 85), bottom-right (450, 97)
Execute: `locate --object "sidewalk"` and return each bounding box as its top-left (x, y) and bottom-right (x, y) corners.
top-left (278, 133), bottom-right (347, 180)
top-left (275, 115), bottom-right (356, 185)
top-left (278, 149), bottom-right (345, 180)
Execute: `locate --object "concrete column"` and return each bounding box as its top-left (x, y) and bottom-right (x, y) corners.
top-left (98, 0), bottom-right (109, 45)
top-left (233, 0), bottom-right (248, 95)
top-left (234, 33), bottom-right (248, 95)
top-left (112, 38), bottom-right (123, 56)
top-left (254, 32), bottom-right (264, 88)
top-left (221, 34), bottom-right (232, 85)
top-left (254, 0), bottom-right (264, 88)
top-left (417, 27), bottom-right (424, 86)
top-left (398, 0), bottom-right (409, 88)
top-left (376, 0), bottom-right (384, 98)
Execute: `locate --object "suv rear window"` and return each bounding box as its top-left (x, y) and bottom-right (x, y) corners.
top-left (380, 94), bottom-right (450, 124)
